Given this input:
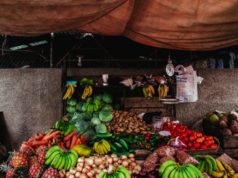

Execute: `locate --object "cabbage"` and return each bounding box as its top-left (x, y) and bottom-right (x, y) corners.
top-left (91, 117), bottom-right (101, 125)
top-left (95, 124), bottom-right (107, 134)
top-left (102, 94), bottom-right (112, 104)
top-left (74, 120), bottom-right (90, 134)
top-left (76, 102), bottom-right (83, 111)
top-left (82, 129), bottom-right (96, 140)
top-left (67, 98), bottom-right (77, 106)
top-left (99, 110), bottom-right (113, 122)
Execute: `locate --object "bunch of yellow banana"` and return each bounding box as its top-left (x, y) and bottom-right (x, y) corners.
top-left (142, 85), bottom-right (155, 98)
top-left (212, 159), bottom-right (238, 178)
top-left (81, 85), bottom-right (93, 100)
top-left (158, 84), bottom-right (169, 98)
top-left (63, 84), bottom-right (77, 100)
top-left (93, 139), bottom-right (111, 155)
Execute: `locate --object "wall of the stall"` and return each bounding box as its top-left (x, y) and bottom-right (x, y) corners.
top-left (176, 69), bottom-right (238, 128)
top-left (0, 69), bottom-right (62, 149)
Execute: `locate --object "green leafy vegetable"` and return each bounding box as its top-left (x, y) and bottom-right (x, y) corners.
top-left (95, 124), bottom-right (107, 134)
top-left (99, 110), bottom-right (113, 122)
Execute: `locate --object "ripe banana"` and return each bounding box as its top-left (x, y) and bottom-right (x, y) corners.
top-left (158, 84), bottom-right (169, 98)
top-left (81, 85), bottom-right (93, 100)
top-left (63, 84), bottom-right (76, 100)
top-left (142, 85), bottom-right (155, 98)
top-left (93, 139), bottom-right (111, 155)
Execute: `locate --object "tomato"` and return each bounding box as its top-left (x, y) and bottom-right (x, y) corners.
top-left (200, 144), bottom-right (207, 150)
top-left (187, 130), bottom-right (192, 135)
top-left (207, 136), bottom-right (214, 140)
top-left (196, 137), bottom-right (204, 143)
top-left (210, 144), bottom-right (218, 149)
top-left (196, 132), bottom-right (203, 138)
top-left (194, 142), bottom-right (200, 149)
top-left (189, 135), bottom-right (196, 142)
top-left (184, 137), bottom-right (189, 143)
top-left (187, 142), bottom-right (193, 148)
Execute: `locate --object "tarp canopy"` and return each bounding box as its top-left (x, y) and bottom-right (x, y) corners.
top-left (1, 0), bottom-right (238, 51)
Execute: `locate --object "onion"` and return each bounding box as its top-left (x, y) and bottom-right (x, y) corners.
top-left (121, 155), bottom-right (127, 160)
top-left (78, 157), bottom-right (85, 163)
top-left (77, 162), bottom-right (84, 167)
top-left (95, 157), bottom-right (103, 166)
top-left (122, 160), bottom-right (129, 167)
top-left (99, 164), bottom-right (105, 169)
top-left (76, 166), bottom-right (83, 172)
top-left (128, 154), bottom-right (134, 158)
top-left (82, 168), bottom-right (89, 173)
top-left (75, 172), bottom-right (81, 178)
top-left (68, 175), bottom-right (75, 178)
top-left (113, 157), bottom-right (119, 162)
top-left (107, 157), bottom-right (113, 164)
top-left (69, 168), bottom-right (77, 174)
top-left (95, 169), bottom-right (101, 174)
top-left (85, 158), bottom-right (94, 166)
top-left (130, 157), bottom-right (135, 162)
top-left (87, 172), bottom-right (93, 177)
top-left (80, 173), bottom-right (88, 178)
top-left (66, 172), bottom-right (71, 177)
top-left (107, 165), bottom-right (114, 174)
top-left (111, 154), bottom-right (117, 158)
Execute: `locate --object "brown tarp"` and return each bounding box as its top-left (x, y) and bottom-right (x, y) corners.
top-left (1, 0), bottom-right (238, 50)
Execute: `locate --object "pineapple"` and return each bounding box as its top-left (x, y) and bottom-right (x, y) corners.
top-left (9, 152), bottom-right (28, 168)
top-left (29, 156), bottom-right (38, 167)
top-left (35, 145), bottom-right (47, 154)
top-left (37, 150), bottom-right (46, 165)
top-left (42, 167), bottom-right (59, 178)
top-left (19, 143), bottom-right (34, 156)
top-left (29, 162), bottom-right (43, 178)
top-left (0, 163), bottom-right (28, 178)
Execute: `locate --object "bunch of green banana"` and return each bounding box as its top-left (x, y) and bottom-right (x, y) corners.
top-left (81, 85), bottom-right (93, 100)
top-left (98, 166), bottom-right (131, 178)
top-left (194, 155), bottom-right (218, 175)
top-left (158, 84), bottom-right (169, 98)
top-left (63, 83), bottom-right (77, 100)
top-left (93, 139), bottom-right (111, 155)
top-left (45, 145), bottom-right (78, 171)
top-left (110, 138), bottom-right (129, 156)
top-left (159, 160), bottom-right (204, 178)
top-left (142, 85), bottom-right (155, 98)
top-left (211, 159), bottom-right (238, 178)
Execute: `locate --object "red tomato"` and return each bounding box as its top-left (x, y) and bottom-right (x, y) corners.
top-left (207, 136), bottom-right (214, 140)
top-left (196, 137), bottom-right (204, 143)
top-left (210, 144), bottom-right (218, 149)
top-left (194, 142), bottom-right (200, 149)
top-left (200, 144), bottom-right (207, 150)
top-left (196, 132), bottom-right (203, 138)
top-left (189, 136), bottom-right (196, 142)
top-left (187, 130), bottom-right (192, 135)
top-left (187, 142), bottom-right (193, 148)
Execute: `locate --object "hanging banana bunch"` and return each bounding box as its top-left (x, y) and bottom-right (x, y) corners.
top-left (80, 77), bottom-right (94, 100)
top-left (63, 81), bottom-right (77, 100)
top-left (81, 85), bottom-right (93, 100)
top-left (142, 84), bottom-right (155, 98)
top-left (158, 84), bottom-right (169, 99)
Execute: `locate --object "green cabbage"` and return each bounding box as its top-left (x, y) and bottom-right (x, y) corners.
top-left (95, 124), bottom-right (107, 134)
top-left (99, 110), bottom-right (113, 122)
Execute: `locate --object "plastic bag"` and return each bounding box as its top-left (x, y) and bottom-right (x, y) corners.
top-left (167, 137), bottom-right (187, 150)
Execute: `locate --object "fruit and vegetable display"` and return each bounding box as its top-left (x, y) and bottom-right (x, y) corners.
top-left (205, 111), bottom-right (238, 137)
top-left (161, 119), bottom-right (218, 150)
top-left (3, 77), bottom-right (238, 178)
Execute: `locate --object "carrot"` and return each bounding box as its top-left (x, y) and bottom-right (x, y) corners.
top-left (31, 140), bottom-right (48, 147)
top-left (42, 131), bottom-right (61, 141)
top-left (70, 135), bottom-right (78, 148)
top-left (66, 139), bottom-right (71, 149)
top-left (63, 130), bottom-right (76, 141)
top-left (76, 138), bottom-right (82, 145)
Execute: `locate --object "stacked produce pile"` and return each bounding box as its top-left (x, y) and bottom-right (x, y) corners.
top-left (161, 120), bottom-right (218, 150)
top-left (206, 112), bottom-right (238, 137)
top-left (107, 111), bottom-right (151, 134)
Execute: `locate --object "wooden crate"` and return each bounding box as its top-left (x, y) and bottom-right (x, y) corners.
top-left (120, 97), bottom-right (174, 117)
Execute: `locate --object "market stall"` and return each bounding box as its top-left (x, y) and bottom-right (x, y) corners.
top-left (1, 1), bottom-right (238, 178)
